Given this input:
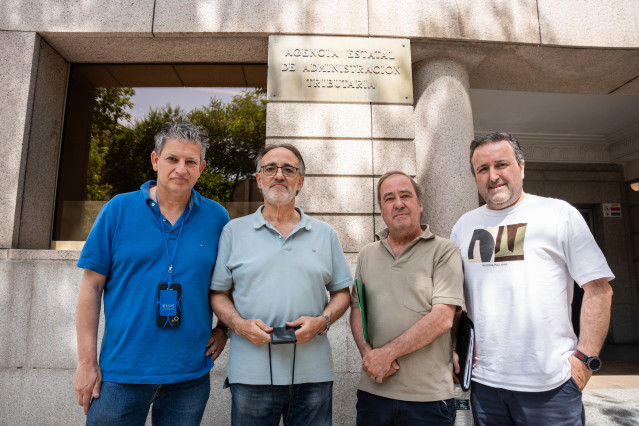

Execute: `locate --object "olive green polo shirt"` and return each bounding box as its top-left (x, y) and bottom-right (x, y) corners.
top-left (350, 225), bottom-right (464, 402)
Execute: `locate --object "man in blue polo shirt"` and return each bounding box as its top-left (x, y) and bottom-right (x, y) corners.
top-left (73, 121), bottom-right (230, 425)
top-left (211, 143), bottom-right (352, 426)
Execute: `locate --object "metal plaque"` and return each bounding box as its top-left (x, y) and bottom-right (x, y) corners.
top-left (267, 35), bottom-right (413, 104)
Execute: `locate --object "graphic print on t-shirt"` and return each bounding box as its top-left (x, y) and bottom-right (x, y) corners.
top-left (468, 223), bottom-right (527, 263)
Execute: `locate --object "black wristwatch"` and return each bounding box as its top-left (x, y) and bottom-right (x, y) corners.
top-left (573, 350), bottom-right (602, 372)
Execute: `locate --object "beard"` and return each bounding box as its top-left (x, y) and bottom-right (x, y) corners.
top-left (262, 182), bottom-right (296, 205)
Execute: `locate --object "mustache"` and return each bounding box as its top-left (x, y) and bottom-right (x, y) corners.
top-left (269, 180), bottom-right (288, 188)
top-left (392, 208), bottom-right (409, 217)
top-left (488, 179), bottom-right (506, 188)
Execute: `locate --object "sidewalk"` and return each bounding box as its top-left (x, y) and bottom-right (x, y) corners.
top-left (584, 362), bottom-right (639, 425)
top-left (454, 358), bottom-right (639, 426)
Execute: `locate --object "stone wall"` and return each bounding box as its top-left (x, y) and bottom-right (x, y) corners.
top-left (2, 1), bottom-right (639, 424)
top-left (0, 250), bottom-right (361, 425)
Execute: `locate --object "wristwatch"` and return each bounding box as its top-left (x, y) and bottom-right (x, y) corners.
top-left (573, 350), bottom-right (602, 372)
top-left (318, 313), bottom-right (330, 335)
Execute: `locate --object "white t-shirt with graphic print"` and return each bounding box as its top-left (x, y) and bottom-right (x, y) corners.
top-left (451, 194), bottom-right (614, 392)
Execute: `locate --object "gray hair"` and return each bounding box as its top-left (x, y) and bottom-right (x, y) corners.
top-left (255, 143), bottom-right (306, 176)
top-left (469, 132), bottom-right (525, 176)
top-left (154, 121), bottom-right (209, 162)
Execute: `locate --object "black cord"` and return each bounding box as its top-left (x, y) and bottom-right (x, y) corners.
top-left (269, 343), bottom-right (277, 426)
top-left (269, 343), bottom-right (297, 426)
top-left (286, 345), bottom-right (296, 426)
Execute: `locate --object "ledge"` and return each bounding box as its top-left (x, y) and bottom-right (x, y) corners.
top-left (1, 250), bottom-right (81, 261)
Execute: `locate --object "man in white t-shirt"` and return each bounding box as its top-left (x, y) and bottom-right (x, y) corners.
top-left (450, 132), bottom-right (614, 425)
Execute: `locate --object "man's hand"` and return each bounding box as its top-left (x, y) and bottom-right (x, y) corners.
top-left (452, 350), bottom-right (460, 384)
top-left (206, 328), bottom-right (228, 360)
top-left (233, 318), bottom-right (273, 345)
top-left (362, 347), bottom-right (400, 383)
top-left (286, 316), bottom-right (326, 344)
top-left (569, 354), bottom-right (592, 390)
top-left (74, 270), bottom-right (106, 415)
top-left (73, 361), bottom-right (102, 415)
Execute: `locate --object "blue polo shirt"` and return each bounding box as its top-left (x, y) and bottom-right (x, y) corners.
top-left (211, 206), bottom-right (352, 385)
top-left (78, 181), bottom-right (229, 384)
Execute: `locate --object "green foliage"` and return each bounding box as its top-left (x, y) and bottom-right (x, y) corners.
top-left (87, 88), bottom-right (266, 203)
top-left (194, 168), bottom-right (235, 202)
top-left (86, 88), bottom-right (135, 200)
top-left (189, 89), bottom-right (266, 184)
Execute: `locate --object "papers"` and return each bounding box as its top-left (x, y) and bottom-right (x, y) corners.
top-left (456, 311), bottom-right (475, 392)
top-left (355, 279), bottom-right (369, 343)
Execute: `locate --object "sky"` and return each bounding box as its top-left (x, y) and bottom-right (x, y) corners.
top-left (128, 87), bottom-right (248, 122)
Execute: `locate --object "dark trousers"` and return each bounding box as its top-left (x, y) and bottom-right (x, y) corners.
top-left (471, 378), bottom-right (585, 426)
top-left (356, 389), bottom-right (456, 426)
top-left (230, 381), bottom-right (332, 426)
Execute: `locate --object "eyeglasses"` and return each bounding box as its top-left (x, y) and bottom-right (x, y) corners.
top-left (260, 165), bottom-right (299, 177)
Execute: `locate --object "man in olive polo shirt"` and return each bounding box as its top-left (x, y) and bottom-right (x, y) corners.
top-left (350, 170), bottom-right (464, 425)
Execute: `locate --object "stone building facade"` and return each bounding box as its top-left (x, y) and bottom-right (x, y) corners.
top-left (1, 1), bottom-right (638, 424)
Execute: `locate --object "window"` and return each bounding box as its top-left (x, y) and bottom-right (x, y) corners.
top-left (53, 64), bottom-right (267, 249)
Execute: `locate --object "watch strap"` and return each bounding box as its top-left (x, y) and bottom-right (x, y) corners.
top-left (573, 350), bottom-right (589, 363)
top-left (318, 313), bottom-right (330, 334)
top-left (573, 350), bottom-right (602, 371)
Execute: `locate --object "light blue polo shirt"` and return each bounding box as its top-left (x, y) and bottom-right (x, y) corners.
top-left (78, 181), bottom-right (229, 384)
top-left (211, 206), bottom-right (352, 385)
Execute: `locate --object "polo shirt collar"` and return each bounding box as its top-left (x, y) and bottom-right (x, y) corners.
top-left (141, 180), bottom-right (200, 208)
top-left (375, 225), bottom-right (435, 242)
top-left (252, 205), bottom-right (313, 231)
top-left (376, 225), bottom-right (435, 259)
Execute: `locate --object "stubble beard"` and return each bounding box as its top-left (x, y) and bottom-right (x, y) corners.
top-left (485, 181), bottom-right (523, 210)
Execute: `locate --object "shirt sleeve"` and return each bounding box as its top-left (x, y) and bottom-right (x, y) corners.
top-left (431, 239), bottom-right (465, 307)
top-left (77, 200), bottom-right (115, 276)
top-left (326, 228), bottom-right (353, 292)
top-left (450, 221), bottom-right (460, 247)
top-left (562, 204), bottom-right (615, 286)
top-left (210, 224), bottom-right (234, 291)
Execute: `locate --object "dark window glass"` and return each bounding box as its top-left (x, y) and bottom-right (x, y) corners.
top-left (53, 64), bottom-right (266, 246)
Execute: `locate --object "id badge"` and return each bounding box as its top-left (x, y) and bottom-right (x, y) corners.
top-left (157, 283), bottom-right (181, 327)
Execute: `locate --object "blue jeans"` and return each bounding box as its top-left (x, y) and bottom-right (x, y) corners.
top-left (471, 378), bottom-right (585, 426)
top-left (86, 373), bottom-right (210, 426)
top-left (356, 390), bottom-right (456, 425)
top-left (230, 382), bottom-right (332, 426)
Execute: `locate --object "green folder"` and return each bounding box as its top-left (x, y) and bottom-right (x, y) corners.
top-left (355, 279), bottom-right (369, 343)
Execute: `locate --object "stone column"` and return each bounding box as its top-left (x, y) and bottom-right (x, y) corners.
top-left (413, 58), bottom-right (478, 237)
top-left (0, 32), bottom-right (40, 248)
top-left (18, 40), bottom-right (69, 249)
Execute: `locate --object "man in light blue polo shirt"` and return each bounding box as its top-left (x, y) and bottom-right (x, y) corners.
top-left (73, 122), bottom-right (229, 425)
top-left (211, 143), bottom-right (352, 426)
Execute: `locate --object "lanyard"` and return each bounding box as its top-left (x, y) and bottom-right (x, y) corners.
top-left (154, 191), bottom-right (192, 284)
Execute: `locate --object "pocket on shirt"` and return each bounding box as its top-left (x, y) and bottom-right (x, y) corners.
top-left (403, 275), bottom-right (433, 314)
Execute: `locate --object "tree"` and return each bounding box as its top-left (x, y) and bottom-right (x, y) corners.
top-left (189, 89), bottom-right (266, 188)
top-left (86, 88), bottom-right (135, 200)
top-left (87, 88), bottom-right (266, 203)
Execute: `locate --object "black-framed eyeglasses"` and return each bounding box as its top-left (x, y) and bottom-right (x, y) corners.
top-left (260, 165), bottom-right (299, 177)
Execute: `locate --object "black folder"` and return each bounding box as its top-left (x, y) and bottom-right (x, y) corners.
top-left (456, 310), bottom-right (475, 392)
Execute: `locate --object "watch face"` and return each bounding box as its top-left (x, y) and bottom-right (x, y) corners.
top-left (588, 357), bottom-right (602, 372)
